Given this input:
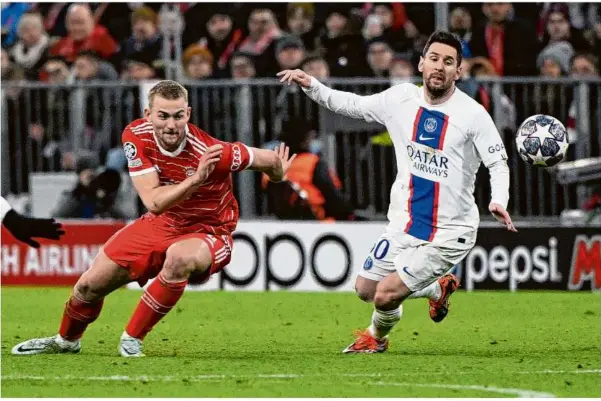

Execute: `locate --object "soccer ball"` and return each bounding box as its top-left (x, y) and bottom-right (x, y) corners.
top-left (515, 114), bottom-right (569, 167)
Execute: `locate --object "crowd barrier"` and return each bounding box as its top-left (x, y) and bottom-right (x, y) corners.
top-left (2, 77), bottom-right (600, 219)
top-left (2, 220), bottom-right (599, 292)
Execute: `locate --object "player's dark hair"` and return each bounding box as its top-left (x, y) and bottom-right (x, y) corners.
top-left (422, 30), bottom-right (463, 66)
top-left (148, 80), bottom-right (188, 108)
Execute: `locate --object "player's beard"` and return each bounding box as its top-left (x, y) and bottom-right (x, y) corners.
top-left (425, 72), bottom-right (454, 100)
top-left (157, 129), bottom-right (184, 151)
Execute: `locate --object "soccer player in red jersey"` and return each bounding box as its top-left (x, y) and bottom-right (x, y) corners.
top-left (12, 80), bottom-right (296, 357)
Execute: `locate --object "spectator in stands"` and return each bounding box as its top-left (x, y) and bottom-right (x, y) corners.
top-left (571, 52), bottom-right (599, 76)
top-left (182, 44), bottom-right (213, 79)
top-left (123, 48), bottom-right (163, 81)
top-left (301, 54), bottom-right (329, 80)
top-left (470, 3), bottom-right (540, 76)
top-left (286, 3), bottom-right (319, 52)
top-left (1, 2), bottom-right (32, 46)
top-left (366, 37), bottom-right (393, 77)
top-left (51, 153), bottom-right (128, 219)
top-left (73, 50), bottom-right (118, 82)
top-left (567, 53), bottom-right (600, 148)
top-left (275, 35), bottom-right (306, 71)
top-left (1, 46), bottom-right (25, 100)
top-left (541, 3), bottom-right (592, 52)
top-left (50, 4), bottom-right (118, 64)
top-left (119, 6), bottom-right (162, 72)
top-left (362, 14), bottom-right (384, 41)
top-left (537, 41), bottom-right (575, 77)
top-left (238, 8), bottom-right (282, 77)
top-left (41, 55), bottom-right (70, 83)
top-left (230, 51), bottom-right (256, 79)
top-left (449, 7), bottom-right (472, 56)
top-left (389, 53), bottom-right (414, 83)
top-left (202, 8), bottom-right (243, 78)
top-left (263, 118), bottom-right (355, 221)
top-left (318, 5), bottom-right (370, 77)
top-left (369, 3), bottom-right (413, 53)
top-left (10, 13), bottom-right (49, 81)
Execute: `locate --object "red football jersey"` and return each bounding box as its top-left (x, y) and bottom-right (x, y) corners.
top-left (122, 118), bottom-right (254, 235)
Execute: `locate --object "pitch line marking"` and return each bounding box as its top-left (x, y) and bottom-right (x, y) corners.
top-left (0, 373), bottom-right (559, 398)
top-left (367, 381), bottom-right (556, 398)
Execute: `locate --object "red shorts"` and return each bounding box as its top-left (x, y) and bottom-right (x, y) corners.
top-left (103, 214), bottom-right (233, 287)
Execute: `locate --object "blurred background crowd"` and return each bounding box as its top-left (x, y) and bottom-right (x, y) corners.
top-left (2, 2), bottom-right (600, 82)
top-left (1, 2), bottom-right (600, 223)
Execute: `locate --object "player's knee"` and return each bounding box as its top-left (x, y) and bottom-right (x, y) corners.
top-left (373, 290), bottom-right (400, 311)
top-left (355, 283), bottom-right (375, 302)
top-left (354, 276), bottom-right (377, 302)
top-left (73, 280), bottom-right (103, 303)
top-left (164, 244), bottom-right (211, 280)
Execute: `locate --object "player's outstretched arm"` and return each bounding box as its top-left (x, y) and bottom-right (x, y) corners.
top-left (248, 143), bottom-right (296, 182)
top-left (0, 196), bottom-right (65, 248)
top-left (131, 145), bottom-right (223, 215)
top-left (277, 69), bottom-right (390, 125)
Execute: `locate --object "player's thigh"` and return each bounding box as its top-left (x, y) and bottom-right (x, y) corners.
top-left (395, 244), bottom-right (467, 292)
top-left (103, 215), bottom-right (170, 287)
top-left (356, 233), bottom-right (402, 301)
top-left (75, 249), bottom-right (133, 301)
top-left (184, 234), bottom-right (233, 285)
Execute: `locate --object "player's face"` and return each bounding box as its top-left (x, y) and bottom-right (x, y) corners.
top-left (418, 42), bottom-right (461, 98)
top-left (145, 95), bottom-right (191, 151)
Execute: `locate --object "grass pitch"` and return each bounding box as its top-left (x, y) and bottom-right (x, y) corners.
top-left (1, 288), bottom-right (600, 397)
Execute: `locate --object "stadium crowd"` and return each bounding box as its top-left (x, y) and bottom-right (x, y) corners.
top-left (1, 2), bottom-right (600, 221)
top-left (2, 2), bottom-right (600, 83)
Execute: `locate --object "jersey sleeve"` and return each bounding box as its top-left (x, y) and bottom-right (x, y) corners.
top-left (302, 77), bottom-right (402, 125)
top-left (214, 141), bottom-right (254, 173)
top-left (471, 108), bottom-right (509, 167)
top-left (121, 128), bottom-right (155, 177)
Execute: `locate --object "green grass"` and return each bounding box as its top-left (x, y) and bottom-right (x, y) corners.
top-left (1, 288), bottom-right (600, 397)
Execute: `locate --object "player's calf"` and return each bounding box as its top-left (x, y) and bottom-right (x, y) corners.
top-left (122, 238), bottom-right (211, 353)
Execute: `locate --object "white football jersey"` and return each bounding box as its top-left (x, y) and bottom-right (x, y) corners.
top-left (303, 79), bottom-right (509, 248)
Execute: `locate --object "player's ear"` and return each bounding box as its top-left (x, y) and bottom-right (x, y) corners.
top-left (455, 64), bottom-right (462, 80)
top-left (143, 107), bottom-right (151, 120)
top-left (186, 106), bottom-right (191, 119)
top-left (418, 56), bottom-right (424, 73)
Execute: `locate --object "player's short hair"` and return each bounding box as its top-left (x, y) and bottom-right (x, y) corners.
top-left (148, 80), bottom-right (188, 109)
top-left (422, 30), bottom-right (463, 67)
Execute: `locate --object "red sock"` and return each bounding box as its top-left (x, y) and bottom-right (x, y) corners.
top-left (125, 273), bottom-right (187, 340)
top-left (58, 295), bottom-right (104, 340)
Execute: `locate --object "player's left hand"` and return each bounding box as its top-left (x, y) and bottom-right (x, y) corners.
top-left (2, 210), bottom-right (66, 248)
top-left (489, 203), bottom-right (517, 232)
top-left (273, 142), bottom-right (296, 181)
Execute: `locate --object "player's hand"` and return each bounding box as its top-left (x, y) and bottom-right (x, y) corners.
top-left (271, 142), bottom-right (296, 182)
top-left (277, 69), bottom-right (312, 88)
top-left (489, 203), bottom-right (517, 232)
top-left (193, 144), bottom-right (223, 185)
top-left (2, 210), bottom-right (65, 248)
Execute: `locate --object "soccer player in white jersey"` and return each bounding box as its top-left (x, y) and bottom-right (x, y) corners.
top-left (278, 31), bottom-right (517, 353)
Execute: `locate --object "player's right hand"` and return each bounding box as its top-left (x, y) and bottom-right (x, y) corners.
top-left (277, 69), bottom-right (312, 88)
top-left (193, 144), bottom-right (223, 185)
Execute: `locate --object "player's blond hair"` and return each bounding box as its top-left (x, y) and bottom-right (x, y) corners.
top-left (148, 80), bottom-right (188, 109)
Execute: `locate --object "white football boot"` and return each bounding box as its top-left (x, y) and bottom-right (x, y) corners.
top-left (12, 335), bottom-right (81, 355)
top-left (118, 332), bottom-right (145, 357)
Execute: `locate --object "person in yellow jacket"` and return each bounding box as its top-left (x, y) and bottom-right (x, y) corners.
top-left (262, 118), bottom-right (355, 221)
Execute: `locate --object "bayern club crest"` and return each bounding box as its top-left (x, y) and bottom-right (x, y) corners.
top-left (424, 118), bottom-right (437, 133)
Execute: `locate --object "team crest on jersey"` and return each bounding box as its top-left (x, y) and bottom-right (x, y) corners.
top-left (424, 118), bottom-right (437, 133)
top-left (124, 142), bottom-right (137, 160)
top-left (185, 168), bottom-right (195, 177)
